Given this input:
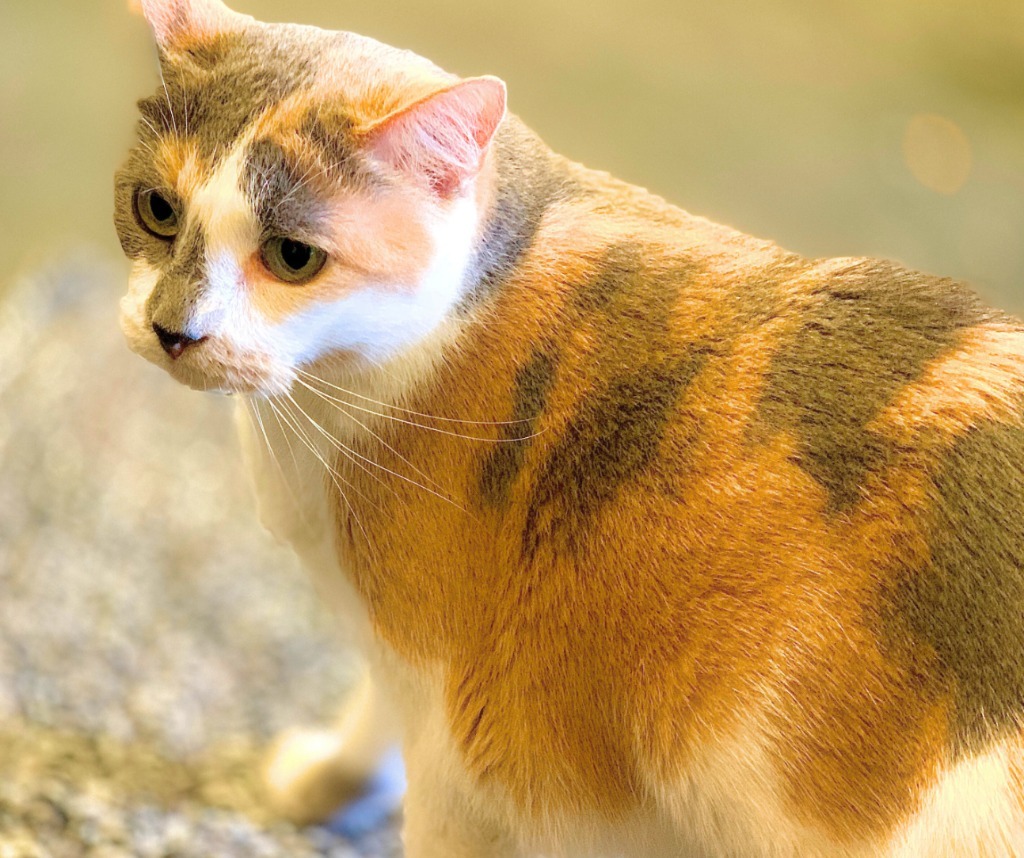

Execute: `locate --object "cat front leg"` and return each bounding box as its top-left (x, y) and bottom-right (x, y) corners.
top-left (263, 668), bottom-right (401, 827)
top-left (402, 752), bottom-right (521, 858)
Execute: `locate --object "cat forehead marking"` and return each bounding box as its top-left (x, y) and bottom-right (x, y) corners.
top-left (190, 141), bottom-right (260, 256)
top-left (137, 25), bottom-right (331, 167)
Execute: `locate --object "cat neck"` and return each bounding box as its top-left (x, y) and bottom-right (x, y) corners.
top-left (459, 118), bottom-right (573, 306)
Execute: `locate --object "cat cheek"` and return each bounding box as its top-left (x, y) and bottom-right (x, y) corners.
top-left (125, 260), bottom-right (160, 302)
top-left (119, 262), bottom-right (164, 362)
top-left (119, 306), bottom-right (168, 369)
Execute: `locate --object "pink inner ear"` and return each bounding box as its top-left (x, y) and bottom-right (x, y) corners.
top-left (366, 77), bottom-right (508, 198)
top-left (139, 0), bottom-right (236, 51)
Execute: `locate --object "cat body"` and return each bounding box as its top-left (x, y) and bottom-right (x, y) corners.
top-left (117, 2), bottom-right (1024, 855)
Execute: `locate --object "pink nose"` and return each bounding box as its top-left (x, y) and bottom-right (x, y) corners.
top-left (152, 323), bottom-right (205, 360)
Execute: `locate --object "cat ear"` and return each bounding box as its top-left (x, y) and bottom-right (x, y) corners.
top-left (364, 77), bottom-right (507, 199)
top-left (135, 0), bottom-right (241, 53)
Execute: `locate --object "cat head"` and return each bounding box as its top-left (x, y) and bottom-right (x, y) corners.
top-left (115, 0), bottom-right (506, 395)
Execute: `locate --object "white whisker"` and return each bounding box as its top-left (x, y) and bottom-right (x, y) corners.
top-left (294, 373), bottom-right (544, 444)
top-left (268, 398), bottom-right (377, 558)
top-left (157, 65), bottom-right (179, 139)
top-left (297, 379), bottom-right (457, 501)
top-left (138, 115), bottom-right (162, 140)
top-left (247, 399), bottom-right (307, 520)
top-left (288, 380), bottom-right (464, 509)
top-left (296, 368), bottom-right (538, 431)
top-left (285, 391), bottom-right (467, 513)
top-left (283, 391), bottom-right (401, 501)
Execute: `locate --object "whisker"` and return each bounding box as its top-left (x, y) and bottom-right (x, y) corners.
top-left (251, 400), bottom-right (320, 530)
top-left (294, 375), bottom-right (545, 444)
top-left (283, 391), bottom-right (401, 501)
top-left (296, 369), bottom-right (537, 430)
top-left (285, 391), bottom-right (467, 513)
top-left (265, 395), bottom-right (303, 474)
top-left (157, 65), bottom-right (179, 138)
top-left (248, 399), bottom-right (309, 518)
top-left (272, 161), bottom-right (321, 212)
top-left (268, 398), bottom-right (377, 558)
top-left (298, 380), bottom-right (456, 500)
top-left (274, 397), bottom-right (378, 509)
top-left (182, 85), bottom-right (190, 139)
top-left (139, 115), bottom-right (159, 136)
top-left (248, 400), bottom-right (282, 477)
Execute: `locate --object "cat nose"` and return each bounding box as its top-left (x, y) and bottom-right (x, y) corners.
top-left (152, 323), bottom-right (206, 360)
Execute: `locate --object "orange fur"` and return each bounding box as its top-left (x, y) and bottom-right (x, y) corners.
top-left (873, 325), bottom-right (1024, 445)
top-left (154, 136), bottom-right (205, 201)
top-left (325, 202), bottom-right (1024, 845)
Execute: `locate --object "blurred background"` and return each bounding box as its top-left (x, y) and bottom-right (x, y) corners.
top-left (4, 0), bottom-right (1024, 300)
top-left (0, 0), bottom-right (1022, 855)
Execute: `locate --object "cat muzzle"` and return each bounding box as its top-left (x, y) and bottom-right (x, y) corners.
top-left (152, 323), bottom-right (207, 360)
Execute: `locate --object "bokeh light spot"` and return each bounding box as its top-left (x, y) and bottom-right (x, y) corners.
top-left (902, 113), bottom-right (973, 196)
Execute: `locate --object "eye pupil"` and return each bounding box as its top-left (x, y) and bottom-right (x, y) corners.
top-left (280, 239), bottom-right (311, 271)
top-left (149, 192), bottom-right (174, 222)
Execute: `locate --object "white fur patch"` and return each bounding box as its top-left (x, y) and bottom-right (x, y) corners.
top-left (189, 144), bottom-right (259, 340)
top-left (236, 394), bottom-right (370, 639)
top-left (119, 260), bottom-right (163, 362)
top-left (643, 719), bottom-right (1024, 857)
top-left (642, 722), bottom-right (864, 858)
top-left (190, 145), bottom-right (260, 257)
top-left (271, 195), bottom-right (479, 365)
top-left (888, 743), bottom-right (1024, 856)
top-left (120, 259), bottom-right (160, 325)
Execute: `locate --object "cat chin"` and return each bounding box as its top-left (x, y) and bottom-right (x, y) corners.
top-left (163, 355), bottom-right (294, 397)
top-left (120, 312), bottom-right (292, 397)
top-left (167, 366), bottom-right (290, 397)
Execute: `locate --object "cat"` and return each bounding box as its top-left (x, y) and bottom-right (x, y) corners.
top-left (116, 0), bottom-right (1024, 855)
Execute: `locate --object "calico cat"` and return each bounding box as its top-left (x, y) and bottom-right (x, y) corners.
top-left (116, 1), bottom-right (1024, 855)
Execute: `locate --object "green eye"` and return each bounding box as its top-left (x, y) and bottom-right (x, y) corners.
top-left (261, 237), bottom-right (328, 284)
top-left (135, 188), bottom-right (179, 239)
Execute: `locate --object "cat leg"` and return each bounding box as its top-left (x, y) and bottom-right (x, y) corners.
top-left (263, 668), bottom-right (401, 826)
top-left (402, 760), bottom-right (520, 858)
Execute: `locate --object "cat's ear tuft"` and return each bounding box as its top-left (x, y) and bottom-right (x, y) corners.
top-left (135, 0), bottom-right (241, 53)
top-left (364, 76), bottom-right (507, 199)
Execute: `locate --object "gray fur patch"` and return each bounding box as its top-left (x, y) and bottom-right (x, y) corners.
top-left (520, 244), bottom-right (707, 557)
top-left (145, 224), bottom-right (206, 336)
top-left (461, 120), bottom-right (578, 304)
top-left (521, 351), bottom-right (705, 558)
top-left (240, 132), bottom-right (371, 240)
top-left (137, 27), bottom-right (325, 159)
top-left (242, 138), bottom-right (327, 238)
top-left (479, 349), bottom-right (558, 507)
top-left (754, 261), bottom-right (997, 512)
top-left (883, 419), bottom-right (1024, 752)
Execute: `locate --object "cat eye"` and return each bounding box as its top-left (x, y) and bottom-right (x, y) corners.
top-left (134, 189), bottom-right (180, 239)
top-left (261, 237), bottom-right (328, 284)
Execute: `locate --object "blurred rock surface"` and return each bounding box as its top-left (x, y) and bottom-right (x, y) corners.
top-left (0, 251), bottom-right (399, 855)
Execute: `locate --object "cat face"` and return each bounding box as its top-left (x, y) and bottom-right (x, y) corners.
top-left (115, 0), bottom-right (505, 395)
